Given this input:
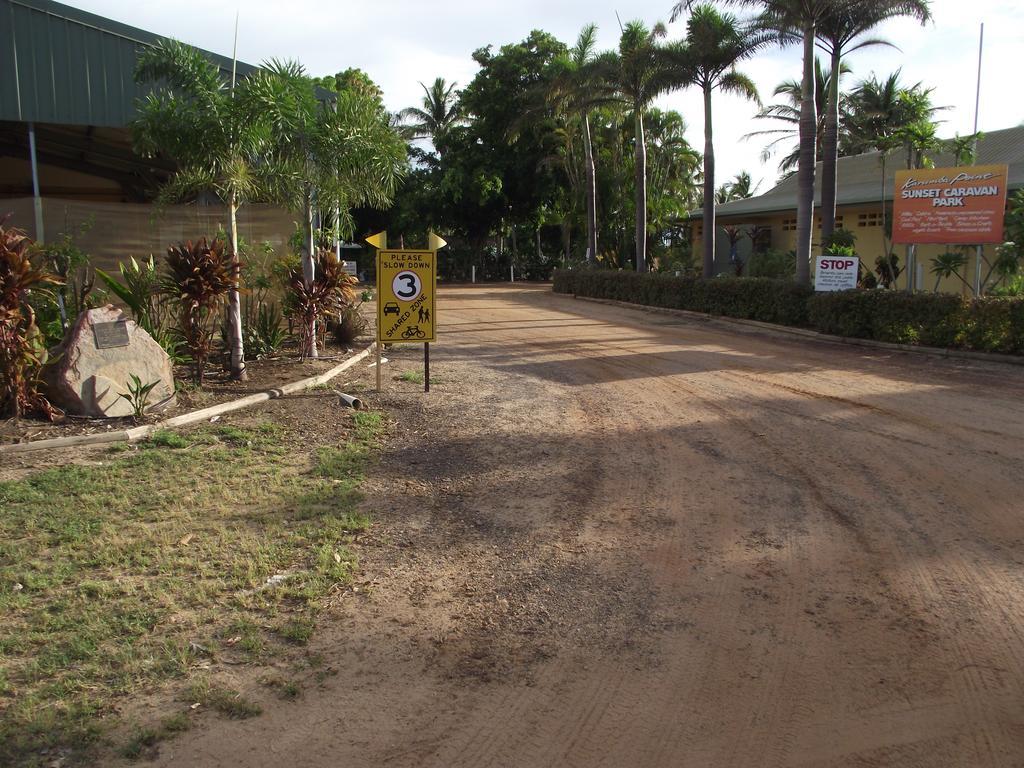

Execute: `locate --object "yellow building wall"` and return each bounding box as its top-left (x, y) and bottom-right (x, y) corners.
top-left (699, 204), bottom-right (993, 296)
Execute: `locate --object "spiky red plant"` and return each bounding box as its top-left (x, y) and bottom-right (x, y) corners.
top-left (162, 237), bottom-right (233, 386)
top-left (0, 218), bottom-right (61, 419)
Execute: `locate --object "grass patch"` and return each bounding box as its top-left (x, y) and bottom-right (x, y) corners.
top-left (397, 371), bottom-right (439, 386)
top-left (148, 429), bottom-right (189, 449)
top-left (352, 411), bottom-right (384, 442)
top-left (120, 712), bottom-right (192, 761)
top-left (188, 678), bottom-right (262, 719)
top-left (0, 417), bottom-right (383, 765)
top-left (275, 616), bottom-right (316, 646)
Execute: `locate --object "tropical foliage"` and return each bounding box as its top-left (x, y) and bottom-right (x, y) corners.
top-left (133, 39), bottom-right (267, 381)
top-left (0, 221), bottom-right (61, 419)
top-left (162, 238), bottom-right (234, 386)
top-left (283, 251), bottom-right (358, 359)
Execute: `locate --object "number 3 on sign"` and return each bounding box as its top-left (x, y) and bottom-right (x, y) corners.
top-left (392, 271), bottom-right (422, 301)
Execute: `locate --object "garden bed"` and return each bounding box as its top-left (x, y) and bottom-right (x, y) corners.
top-left (0, 331), bottom-right (375, 449)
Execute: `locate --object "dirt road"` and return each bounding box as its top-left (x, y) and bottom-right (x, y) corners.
top-left (155, 285), bottom-right (1024, 767)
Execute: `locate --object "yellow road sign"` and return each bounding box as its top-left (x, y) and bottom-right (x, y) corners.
top-left (365, 231), bottom-right (388, 250)
top-left (428, 231), bottom-right (447, 251)
top-left (376, 249), bottom-right (435, 343)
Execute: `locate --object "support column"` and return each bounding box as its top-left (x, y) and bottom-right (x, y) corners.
top-left (28, 122), bottom-right (44, 242)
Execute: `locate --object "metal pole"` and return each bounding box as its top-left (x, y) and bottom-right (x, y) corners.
top-left (973, 23), bottom-right (985, 295)
top-left (29, 121), bottom-right (65, 327)
top-left (973, 23), bottom-right (984, 136)
top-left (376, 344), bottom-right (381, 392)
top-left (424, 343), bottom-right (429, 393)
top-left (471, 265), bottom-right (476, 284)
top-left (28, 122), bottom-right (44, 243)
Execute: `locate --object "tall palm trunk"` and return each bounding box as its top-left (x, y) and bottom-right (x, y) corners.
top-left (794, 26), bottom-right (817, 286)
top-left (227, 193), bottom-right (247, 381)
top-left (302, 184), bottom-right (318, 358)
top-left (879, 153), bottom-right (888, 261)
top-left (702, 83), bottom-right (716, 279)
top-left (582, 112), bottom-right (598, 263)
top-left (820, 47), bottom-right (841, 245)
top-left (634, 109), bottom-right (647, 273)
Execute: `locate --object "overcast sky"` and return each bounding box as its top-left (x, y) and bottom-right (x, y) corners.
top-left (67, 0), bottom-right (1024, 194)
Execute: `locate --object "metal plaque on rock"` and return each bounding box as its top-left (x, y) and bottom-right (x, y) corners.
top-left (92, 320), bottom-right (130, 349)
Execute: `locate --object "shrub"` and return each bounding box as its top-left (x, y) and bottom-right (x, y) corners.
top-left (97, 255), bottom-right (181, 359)
top-left (332, 305), bottom-right (367, 345)
top-left (808, 291), bottom-right (964, 347)
top-left (552, 269), bottom-right (811, 326)
top-left (745, 249), bottom-right (795, 280)
top-left (244, 303), bottom-right (287, 359)
top-left (162, 238), bottom-right (233, 386)
top-left (963, 298), bottom-right (1024, 354)
top-left (555, 268), bottom-right (1024, 356)
top-left (0, 220), bottom-right (61, 419)
top-left (284, 250), bottom-right (357, 358)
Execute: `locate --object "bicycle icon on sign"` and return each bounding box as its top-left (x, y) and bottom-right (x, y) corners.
top-left (401, 325), bottom-right (426, 340)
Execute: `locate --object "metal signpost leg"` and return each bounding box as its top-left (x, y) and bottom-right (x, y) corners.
top-left (376, 344), bottom-right (382, 392)
top-left (424, 343), bottom-right (430, 393)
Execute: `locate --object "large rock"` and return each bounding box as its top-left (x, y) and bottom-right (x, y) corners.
top-left (48, 306), bottom-right (176, 418)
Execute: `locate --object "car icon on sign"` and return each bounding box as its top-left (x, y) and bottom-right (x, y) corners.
top-left (383, 302), bottom-right (400, 316)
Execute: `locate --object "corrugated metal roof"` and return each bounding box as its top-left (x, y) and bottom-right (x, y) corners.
top-left (0, 0), bottom-right (258, 127)
top-left (703, 125), bottom-right (1024, 220)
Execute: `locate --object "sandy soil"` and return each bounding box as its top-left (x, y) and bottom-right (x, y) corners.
top-left (145, 284), bottom-right (1024, 767)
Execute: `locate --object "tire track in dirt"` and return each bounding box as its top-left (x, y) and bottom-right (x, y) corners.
top-left (148, 286), bottom-right (1024, 768)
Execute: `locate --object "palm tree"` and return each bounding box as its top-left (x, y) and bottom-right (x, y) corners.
top-left (817, 1), bottom-right (931, 243)
top-left (676, 4), bottom-right (764, 278)
top-left (244, 61), bottom-right (407, 355)
top-left (549, 24), bottom-right (608, 264)
top-left (846, 72), bottom-right (941, 239)
top-left (716, 170), bottom-right (759, 202)
top-left (133, 39), bottom-right (266, 381)
top-left (947, 132), bottom-right (983, 167)
top-left (398, 78), bottom-right (464, 154)
top-left (930, 250), bottom-right (970, 292)
top-left (595, 21), bottom-right (682, 273)
top-left (676, 0), bottom-right (841, 285)
top-left (744, 58), bottom-right (848, 174)
top-left (644, 108), bottom-right (703, 242)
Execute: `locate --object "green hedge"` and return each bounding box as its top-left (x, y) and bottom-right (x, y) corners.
top-left (553, 270), bottom-right (812, 326)
top-left (552, 269), bottom-right (1024, 356)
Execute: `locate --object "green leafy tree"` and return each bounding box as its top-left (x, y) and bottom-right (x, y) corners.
top-left (314, 68), bottom-right (385, 102)
top-left (946, 132), bottom-right (983, 167)
top-left (133, 39), bottom-right (264, 381)
top-left (244, 61), bottom-right (406, 355)
top-left (549, 24), bottom-right (612, 263)
top-left (594, 21), bottom-right (682, 272)
top-left (930, 250), bottom-right (970, 292)
top-left (675, 3), bottom-right (764, 278)
top-left (459, 31), bottom-right (568, 267)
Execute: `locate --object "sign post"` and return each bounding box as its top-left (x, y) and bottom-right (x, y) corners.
top-left (366, 231), bottom-right (445, 393)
